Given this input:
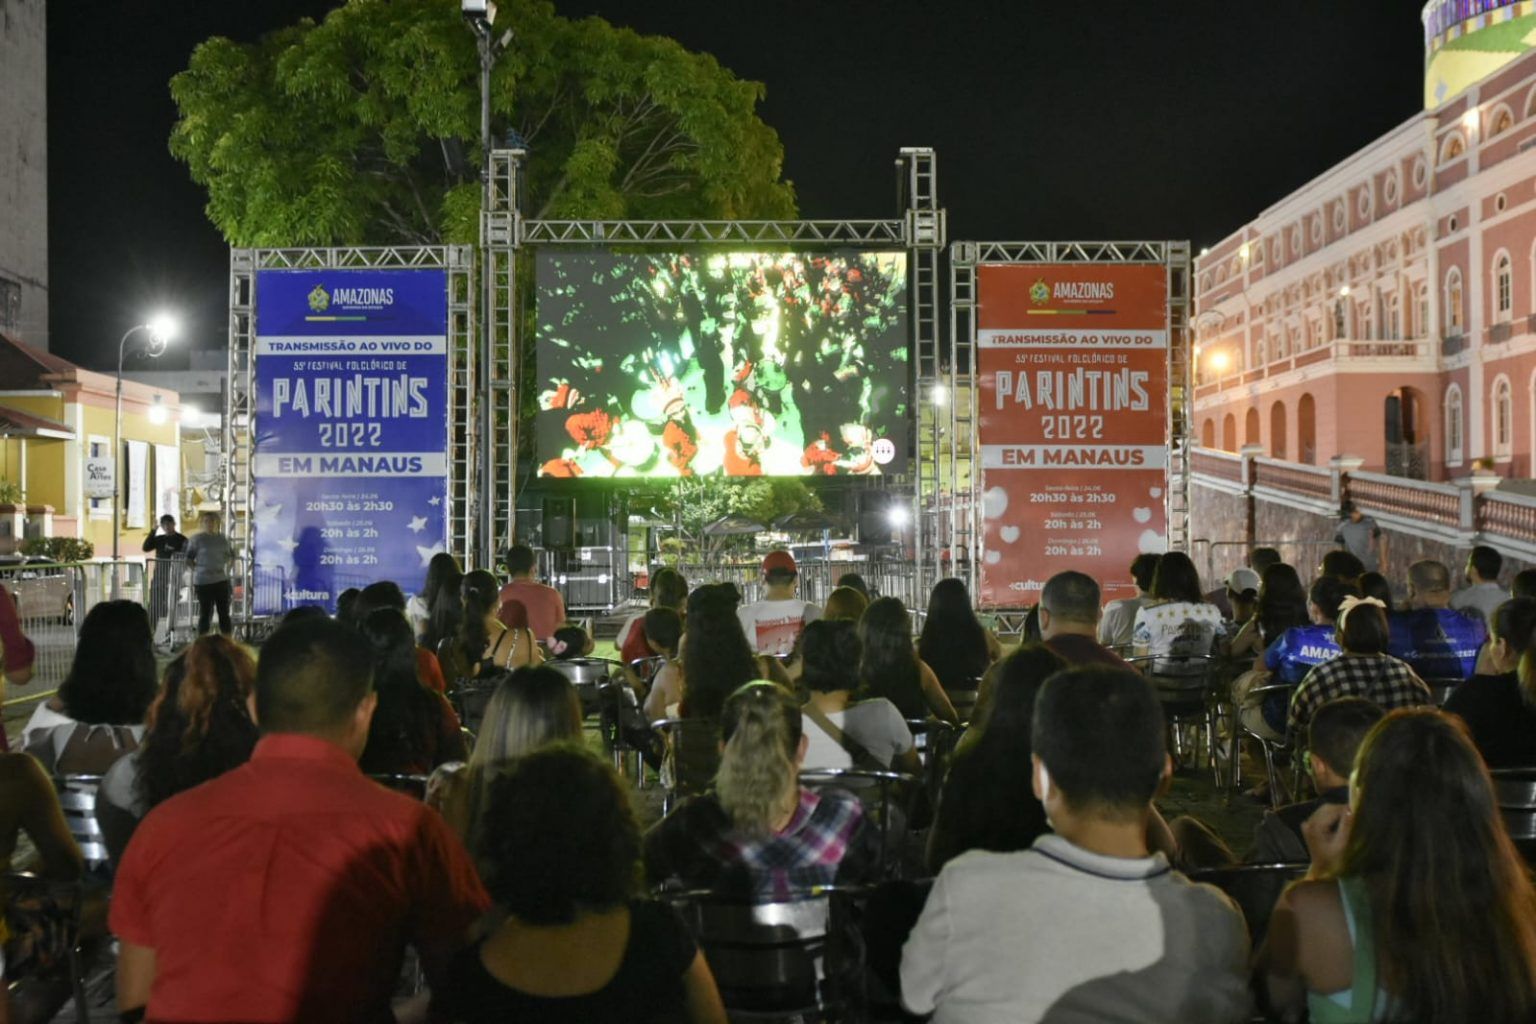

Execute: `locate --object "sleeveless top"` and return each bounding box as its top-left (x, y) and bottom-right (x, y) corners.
top-left (1308, 876), bottom-right (1393, 1023)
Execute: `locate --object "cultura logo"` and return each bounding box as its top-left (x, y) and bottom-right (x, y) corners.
top-left (308, 285), bottom-right (331, 313)
top-left (1029, 278), bottom-right (1051, 306)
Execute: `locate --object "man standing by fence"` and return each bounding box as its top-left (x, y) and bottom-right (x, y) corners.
top-left (143, 513), bottom-right (188, 638)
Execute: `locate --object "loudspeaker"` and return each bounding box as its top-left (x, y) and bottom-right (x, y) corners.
top-left (543, 497), bottom-right (575, 550)
top-left (858, 509), bottom-right (893, 546)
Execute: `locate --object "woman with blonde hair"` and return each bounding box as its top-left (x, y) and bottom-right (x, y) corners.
top-left (428, 665), bottom-right (582, 859)
top-left (644, 682), bottom-right (877, 899)
top-left (1260, 709), bottom-right (1536, 1021)
top-left (822, 585), bottom-right (869, 622)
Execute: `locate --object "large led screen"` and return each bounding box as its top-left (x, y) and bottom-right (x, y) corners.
top-left (535, 251), bottom-right (909, 478)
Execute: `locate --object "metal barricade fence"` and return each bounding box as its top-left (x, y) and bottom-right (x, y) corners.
top-left (666, 558), bottom-right (921, 608)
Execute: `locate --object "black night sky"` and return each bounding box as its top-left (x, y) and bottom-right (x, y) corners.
top-left (45, 0), bottom-right (1425, 370)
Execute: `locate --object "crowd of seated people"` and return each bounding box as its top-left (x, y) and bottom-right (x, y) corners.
top-left (11, 528), bottom-right (1536, 1023)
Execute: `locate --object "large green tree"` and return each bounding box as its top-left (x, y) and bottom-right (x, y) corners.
top-left (169, 0), bottom-right (797, 245)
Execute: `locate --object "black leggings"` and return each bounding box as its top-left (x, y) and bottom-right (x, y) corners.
top-left (196, 580), bottom-right (232, 635)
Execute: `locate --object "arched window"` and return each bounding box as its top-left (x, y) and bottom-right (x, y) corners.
top-left (1333, 300), bottom-right (1346, 339)
top-left (1440, 132), bottom-right (1466, 164)
top-left (1358, 299), bottom-right (1374, 341)
top-left (1270, 402), bottom-right (1288, 459)
top-left (1446, 267), bottom-right (1465, 333)
top-left (1495, 252), bottom-right (1513, 320)
top-left (1415, 282), bottom-right (1429, 338)
top-left (1222, 413), bottom-right (1237, 452)
top-left (1298, 394), bottom-right (1317, 465)
top-left (1494, 376), bottom-right (1513, 460)
top-left (1387, 292), bottom-right (1401, 340)
top-left (1445, 384), bottom-right (1464, 466)
top-left (1201, 419), bottom-right (1215, 448)
top-left (1245, 407), bottom-right (1260, 447)
top-left (1256, 336), bottom-right (1267, 367)
top-left (1491, 105), bottom-right (1515, 137)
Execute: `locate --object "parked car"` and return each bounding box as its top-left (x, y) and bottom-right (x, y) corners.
top-left (0, 555), bottom-right (74, 623)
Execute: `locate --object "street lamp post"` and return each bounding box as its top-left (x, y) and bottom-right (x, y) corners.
top-left (112, 315), bottom-right (179, 596)
top-left (464, 0), bottom-right (513, 568)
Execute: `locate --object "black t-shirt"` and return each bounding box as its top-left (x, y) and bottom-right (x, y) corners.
top-left (433, 901), bottom-right (697, 1024)
top-left (142, 530), bottom-right (187, 558)
top-left (1444, 672), bottom-right (1536, 769)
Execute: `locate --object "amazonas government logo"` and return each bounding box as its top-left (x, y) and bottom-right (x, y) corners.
top-left (1029, 278), bottom-right (1051, 306)
top-left (308, 285), bottom-right (331, 313)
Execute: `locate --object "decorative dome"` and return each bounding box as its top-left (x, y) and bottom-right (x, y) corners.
top-left (1423, 0), bottom-right (1536, 108)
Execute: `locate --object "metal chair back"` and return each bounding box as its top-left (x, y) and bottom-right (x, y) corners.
top-left (1186, 862), bottom-right (1307, 946)
top-left (53, 774), bottom-right (109, 870)
top-left (1127, 655), bottom-right (1226, 784)
top-left (652, 717), bottom-right (722, 814)
top-left (547, 657), bottom-right (619, 716)
top-left (946, 687), bottom-right (981, 725)
top-left (1493, 768), bottom-right (1536, 860)
top-left (367, 773), bottom-right (430, 800)
top-left (798, 768), bottom-right (922, 878)
top-left (1232, 682), bottom-right (1298, 806)
top-left (449, 676), bottom-right (502, 737)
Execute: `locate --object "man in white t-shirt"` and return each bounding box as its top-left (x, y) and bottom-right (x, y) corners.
top-left (737, 551), bottom-right (822, 656)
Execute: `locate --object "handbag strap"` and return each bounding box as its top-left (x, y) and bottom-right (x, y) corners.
top-left (802, 701), bottom-right (884, 771)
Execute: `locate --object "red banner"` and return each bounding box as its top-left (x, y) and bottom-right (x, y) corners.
top-left (976, 263), bottom-right (1169, 608)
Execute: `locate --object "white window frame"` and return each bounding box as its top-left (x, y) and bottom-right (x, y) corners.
top-left (1494, 249), bottom-right (1514, 321)
top-left (1445, 383), bottom-right (1464, 467)
top-left (1493, 375), bottom-right (1513, 461)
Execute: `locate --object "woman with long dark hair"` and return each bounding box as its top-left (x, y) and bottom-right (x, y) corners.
top-left (98, 635), bottom-right (259, 862)
top-left (1260, 709), bottom-right (1536, 1021)
top-left (678, 584), bottom-right (761, 720)
top-left (917, 578), bottom-right (1000, 694)
top-left (858, 598), bottom-right (956, 723)
top-left (439, 570), bottom-right (540, 683)
top-left (1231, 562), bottom-right (1311, 659)
top-left (359, 609), bottom-right (466, 776)
top-left (1445, 596), bottom-right (1536, 767)
top-left (801, 619), bottom-right (920, 773)
top-left (646, 682), bottom-right (877, 898)
top-left (1131, 551), bottom-right (1223, 665)
top-left (926, 644), bottom-right (1066, 872)
top-left (23, 600), bottom-right (158, 774)
top-left (415, 551), bottom-right (463, 650)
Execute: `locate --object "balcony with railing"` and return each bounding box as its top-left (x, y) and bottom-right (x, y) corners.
top-left (1196, 335), bottom-right (1436, 399)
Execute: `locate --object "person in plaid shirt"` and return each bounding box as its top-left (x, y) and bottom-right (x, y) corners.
top-left (644, 683), bottom-right (878, 900)
top-left (1289, 596), bottom-right (1431, 739)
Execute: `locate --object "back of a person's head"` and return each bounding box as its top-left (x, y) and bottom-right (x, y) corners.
top-left (355, 580), bottom-right (407, 618)
top-left (1357, 572), bottom-right (1394, 612)
top-left (822, 585), bottom-right (870, 621)
top-left (650, 567), bottom-right (688, 610)
top-left (256, 618), bottom-right (374, 736)
top-left (1032, 668), bottom-right (1165, 820)
top-left (506, 544), bottom-right (536, 575)
top-left (1500, 600), bottom-right (1536, 707)
top-left (1470, 545), bottom-right (1503, 583)
top-left (974, 643), bottom-right (1067, 755)
top-left (359, 608), bottom-right (421, 693)
top-left (1258, 563), bottom-right (1310, 634)
top-left (61, 599), bottom-right (158, 725)
top-left (1320, 549), bottom-right (1366, 582)
top-left (919, 579), bottom-right (985, 663)
top-left (139, 636), bottom-right (258, 808)
top-left (1129, 553), bottom-right (1161, 593)
top-left (472, 666), bottom-right (583, 766)
top-left (1040, 571), bottom-right (1101, 626)
top-left (836, 573), bottom-right (871, 599)
top-left (480, 745), bottom-right (639, 924)
top-left (457, 569), bottom-right (501, 658)
top-left (1309, 576), bottom-right (1359, 623)
top-left (335, 588), bottom-right (361, 626)
top-left (717, 682), bottom-right (802, 835)
top-left (1149, 551), bottom-right (1203, 603)
top-left (1342, 709), bottom-right (1536, 1021)
top-left (423, 552), bottom-right (463, 604)
top-left (1250, 547), bottom-right (1283, 575)
top-left (800, 618), bottom-right (861, 694)
top-left (925, 577), bottom-right (974, 620)
top-left (679, 594), bottom-right (758, 718)
top-left (1514, 568), bottom-right (1536, 600)
top-left (642, 607), bottom-right (682, 655)
top-left (1336, 598), bottom-right (1390, 655)
top-left (687, 581), bottom-right (742, 618)
top-left (550, 624), bottom-right (590, 660)
top-left (280, 605), bottom-right (329, 628)
top-left (1409, 559), bottom-right (1451, 594)
top-left (1305, 697), bottom-right (1385, 777)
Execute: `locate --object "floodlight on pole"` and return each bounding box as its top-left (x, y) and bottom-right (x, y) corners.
top-left (113, 312), bottom-right (179, 591)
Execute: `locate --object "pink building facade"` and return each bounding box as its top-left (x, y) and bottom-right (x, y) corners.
top-left (1194, 35), bottom-right (1536, 483)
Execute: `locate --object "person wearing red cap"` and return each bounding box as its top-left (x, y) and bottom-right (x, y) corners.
top-left (737, 551), bottom-right (822, 657)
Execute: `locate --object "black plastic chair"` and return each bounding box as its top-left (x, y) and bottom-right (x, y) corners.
top-left (1493, 767), bottom-right (1536, 863)
top-left (652, 717), bottom-right (722, 815)
top-left (660, 887), bottom-right (865, 1021)
top-left (1127, 654), bottom-right (1226, 785)
top-left (53, 775), bottom-right (108, 872)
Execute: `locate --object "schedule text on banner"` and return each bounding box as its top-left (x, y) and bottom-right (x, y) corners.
top-left (976, 263), bottom-right (1169, 608)
top-left (252, 268), bottom-right (450, 615)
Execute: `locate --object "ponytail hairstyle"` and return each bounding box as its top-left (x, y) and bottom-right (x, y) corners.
top-left (422, 553), bottom-right (464, 651)
top-left (1495, 598), bottom-right (1536, 707)
top-left (458, 569), bottom-right (500, 664)
top-left (651, 567), bottom-right (689, 611)
top-left (137, 635), bottom-right (258, 810)
top-left (1335, 597), bottom-right (1390, 655)
top-left (715, 682), bottom-right (802, 836)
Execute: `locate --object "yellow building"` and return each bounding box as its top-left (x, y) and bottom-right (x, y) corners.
top-left (0, 331), bottom-right (181, 559)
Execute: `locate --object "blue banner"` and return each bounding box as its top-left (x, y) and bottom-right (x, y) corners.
top-left (252, 268), bottom-right (449, 614)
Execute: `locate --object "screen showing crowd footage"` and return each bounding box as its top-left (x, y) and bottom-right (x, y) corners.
top-left (535, 250), bottom-right (910, 478)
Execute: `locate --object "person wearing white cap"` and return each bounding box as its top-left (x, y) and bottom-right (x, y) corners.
top-left (737, 551), bottom-right (822, 657)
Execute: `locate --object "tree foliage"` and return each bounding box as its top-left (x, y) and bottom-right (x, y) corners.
top-left (654, 477), bottom-right (823, 559)
top-left (169, 0), bottom-right (797, 246)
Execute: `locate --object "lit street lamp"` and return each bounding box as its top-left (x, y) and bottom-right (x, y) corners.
top-left (113, 314), bottom-right (179, 592)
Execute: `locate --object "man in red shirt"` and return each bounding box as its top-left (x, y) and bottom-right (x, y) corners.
top-left (111, 617), bottom-right (488, 1023)
top-left (498, 543), bottom-right (566, 643)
